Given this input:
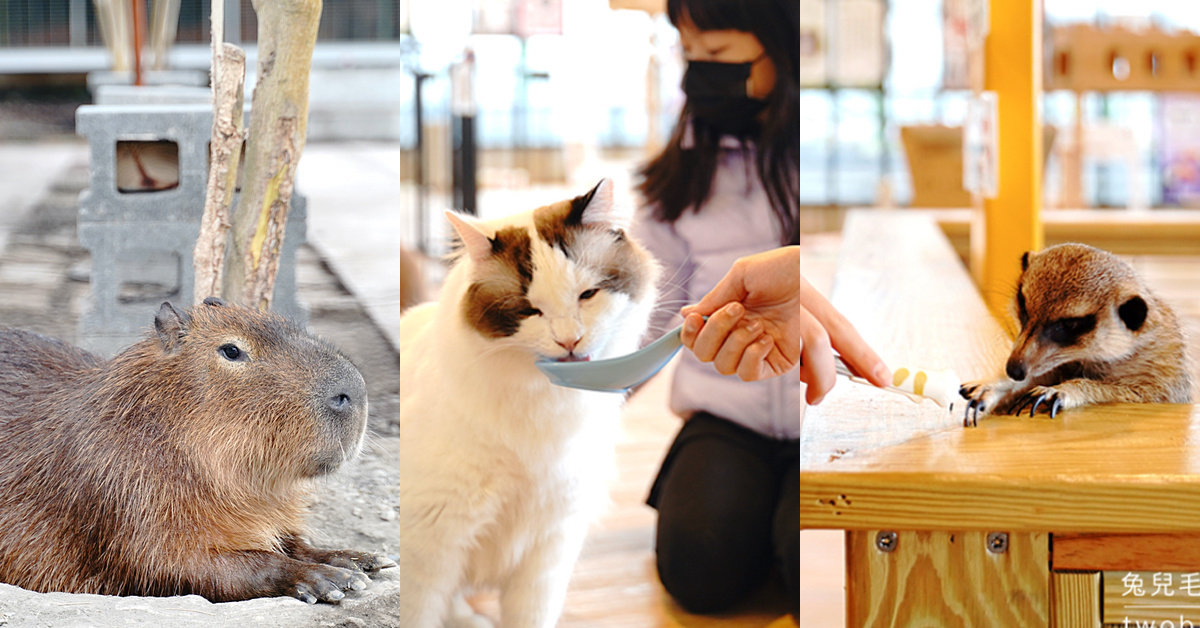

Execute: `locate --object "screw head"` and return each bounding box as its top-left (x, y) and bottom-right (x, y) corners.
top-left (875, 531), bottom-right (898, 553)
top-left (987, 532), bottom-right (1009, 554)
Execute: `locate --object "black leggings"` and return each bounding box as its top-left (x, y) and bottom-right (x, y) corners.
top-left (647, 413), bottom-right (799, 614)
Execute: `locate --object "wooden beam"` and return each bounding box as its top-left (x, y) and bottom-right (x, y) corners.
top-left (1054, 533), bottom-right (1200, 572)
top-left (976, 0), bottom-right (1044, 331)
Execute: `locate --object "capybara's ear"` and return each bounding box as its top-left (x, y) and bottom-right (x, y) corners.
top-left (154, 302), bottom-right (189, 352)
top-left (202, 297), bottom-right (226, 307)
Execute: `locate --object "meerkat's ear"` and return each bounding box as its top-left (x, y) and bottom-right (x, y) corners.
top-left (202, 297), bottom-right (226, 307)
top-left (1118, 296), bottom-right (1148, 332)
top-left (154, 302), bottom-right (189, 351)
top-left (1021, 251), bottom-right (1031, 271)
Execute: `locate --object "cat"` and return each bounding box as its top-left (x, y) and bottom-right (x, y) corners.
top-left (396, 179), bottom-right (661, 627)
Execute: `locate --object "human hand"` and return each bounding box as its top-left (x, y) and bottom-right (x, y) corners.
top-left (680, 247), bottom-right (889, 403)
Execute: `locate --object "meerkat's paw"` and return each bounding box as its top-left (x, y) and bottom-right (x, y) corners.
top-left (958, 378), bottom-right (1015, 427)
top-left (1010, 385), bottom-right (1073, 419)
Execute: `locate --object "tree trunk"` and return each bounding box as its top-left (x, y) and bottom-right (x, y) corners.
top-left (224, 0), bottom-right (322, 311)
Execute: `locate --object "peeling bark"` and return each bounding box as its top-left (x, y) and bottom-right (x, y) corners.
top-left (193, 42), bottom-right (246, 304)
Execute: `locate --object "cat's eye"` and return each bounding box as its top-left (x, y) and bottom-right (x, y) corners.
top-left (518, 307), bottom-right (542, 317)
top-left (218, 343), bottom-right (247, 362)
top-left (580, 288), bottom-right (599, 301)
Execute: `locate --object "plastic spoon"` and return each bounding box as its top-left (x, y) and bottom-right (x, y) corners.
top-left (536, 323), bottom-right (689, 393)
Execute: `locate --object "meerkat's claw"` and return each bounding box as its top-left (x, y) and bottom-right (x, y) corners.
top-left (963, 400), bottom-right (983, 428)
top-left (1017, 387), bottom-right (1065, 418)
top-left (1029, 394), bottom-right (1047, 417)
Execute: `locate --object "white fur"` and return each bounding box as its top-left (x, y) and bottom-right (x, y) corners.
top-left (397, 198), bottom-right (659, 627)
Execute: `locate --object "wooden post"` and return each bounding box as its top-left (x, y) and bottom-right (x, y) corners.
top-left (846, 530), bottom-right (1049, 625)
top-left (973, 0), bottom-right (1044, 332)
top-left (130, 0), bottom-right (146, 85)
top-left (1051, 571), bottom-right (1101, 628)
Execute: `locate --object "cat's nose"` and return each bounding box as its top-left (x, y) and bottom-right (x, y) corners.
top-left (556, 337), bottom-right (581, 353)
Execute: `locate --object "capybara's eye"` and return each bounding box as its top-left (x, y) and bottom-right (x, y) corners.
top-left (218, 344), bottom-right (246, 362)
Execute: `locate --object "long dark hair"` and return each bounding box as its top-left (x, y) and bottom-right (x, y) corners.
top-left (638, 0), bottom-right (799, 245)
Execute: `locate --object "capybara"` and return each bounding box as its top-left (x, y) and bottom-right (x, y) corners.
top-left (0, 298), bottom-right (393, 603)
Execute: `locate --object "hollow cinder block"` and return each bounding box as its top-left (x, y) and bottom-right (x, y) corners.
top-left (76, 103), bottom-right (307, 356)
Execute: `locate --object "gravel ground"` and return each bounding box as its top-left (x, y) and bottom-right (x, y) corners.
top-left (0, 161), bottom-right (403, 627)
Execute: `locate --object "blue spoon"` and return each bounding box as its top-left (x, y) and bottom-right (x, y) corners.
top-left (536, 323), bottom-right (688, 393)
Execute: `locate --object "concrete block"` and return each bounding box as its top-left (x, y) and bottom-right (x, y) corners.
top-left (76, 102), bottom-right (307, 356)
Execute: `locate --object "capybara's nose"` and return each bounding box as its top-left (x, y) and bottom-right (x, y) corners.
top-left (325, 366), bottom-right (367, 421)
top-left (327, 392), bottom-right (352, 413)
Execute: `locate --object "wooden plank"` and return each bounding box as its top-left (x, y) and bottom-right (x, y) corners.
top-left (1051, 571), bottom-right (1101, 628)
top-left (803, 403), bottom-right (1200, 532)
top-left (1056, 534), bottom-right (1200, 572)
top-left (1102, 571), bottom-right (1200, 626)
top-left (799, 211), bottom-right (1008, 479)
top-left (846, 530), bottom-right (1048, 626)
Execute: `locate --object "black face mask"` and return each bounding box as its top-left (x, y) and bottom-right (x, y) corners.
top-left (683, 57), bottom-right (768, 138)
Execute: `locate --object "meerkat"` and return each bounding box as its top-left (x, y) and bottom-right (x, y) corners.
top-left (959, 243), bottom-right (1192, 426)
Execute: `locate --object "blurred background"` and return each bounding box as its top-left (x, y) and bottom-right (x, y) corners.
top-left (798, 1), bottom-right (1200, 228)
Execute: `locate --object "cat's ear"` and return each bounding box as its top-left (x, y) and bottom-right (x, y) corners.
top-left (569, 179), bottom-right (631, 231)
top-left (445, 211), bottom-right (495, 263)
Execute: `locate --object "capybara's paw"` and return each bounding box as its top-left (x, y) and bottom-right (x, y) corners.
top-left (958, 378), bottom-right (1013, 427)
top-left (316, 549), bottom-right (397, 574)
top-left (1009, 385), bottom-right (1071, 419)
top-left (289, 563), bottom-right (370, 604)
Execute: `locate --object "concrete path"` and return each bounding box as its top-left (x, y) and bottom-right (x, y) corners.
top-left (0, 140), bottom-right (87, 252)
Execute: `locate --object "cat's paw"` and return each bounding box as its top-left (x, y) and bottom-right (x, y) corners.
top-left (1009, 385), bottom-right (1072, 419)
top-left (447, 594), bottom-right (495, 628)
top-left (444, 615), bottom-right (495, 628)
top-left (958, 378), bottom-right (1015, 427)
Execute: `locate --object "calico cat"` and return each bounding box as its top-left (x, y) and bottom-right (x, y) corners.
top-left (397, 180), bottom-right (660, 627)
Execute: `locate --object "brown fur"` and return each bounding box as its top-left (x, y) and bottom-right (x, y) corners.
top-left (960, 243), bottom-right (1192, 424)
top-left (0, 299), bottom-right (393, 603)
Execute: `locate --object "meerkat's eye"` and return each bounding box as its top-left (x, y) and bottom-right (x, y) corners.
top-left (218, 343), bottom-right (247, 362)
top-left (1042, 315), bottom-right (1097, 346)
top-left (580, 288), bottom-right (599, 301)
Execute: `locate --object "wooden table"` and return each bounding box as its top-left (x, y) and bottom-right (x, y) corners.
top-left (800, 210), bottom-right (1200, 627)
